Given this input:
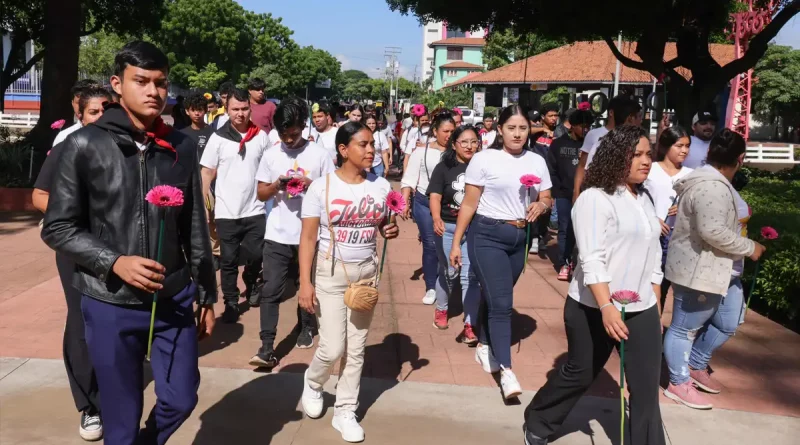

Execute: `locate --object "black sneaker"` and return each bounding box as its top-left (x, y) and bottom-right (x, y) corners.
top-left (296, 327), bottom-right (314, 349)
top-left (523, 427), bottom-right (548, 445)
top-left (248, 348), bottom-right (279, 368)
top-left (79, 410), bottom-right (103, 441)
top-left (221, 303), bottom-right (240, 324)
top-left (244, 280), bottom-right (264, 307)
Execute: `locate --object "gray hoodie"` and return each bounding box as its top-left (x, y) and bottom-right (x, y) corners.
top-left (665, 165), bottom-right (755, 295)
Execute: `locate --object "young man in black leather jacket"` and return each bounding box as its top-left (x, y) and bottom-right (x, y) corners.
top-left (41, 41), bottom-right (217, 445)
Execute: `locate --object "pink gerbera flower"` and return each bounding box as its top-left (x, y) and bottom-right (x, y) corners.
top-left (51, 119), bottom-right (66, 130)
top-left (412, 104), bottom-right (427, 117)
top-left (760, 226), bottom-right (779, 240)
top-left (611, 290), bottom-right (641, 305)
top-left (520, 174), bottom-right (542, 188)
top-left (577, 102), bottom-right (591, 111)
top-left (286, 177), bottom-right (305, 196)
top-left (145, 185), bottom-right (184, 207)
top-left (386, 190), bottom-right (406, 214)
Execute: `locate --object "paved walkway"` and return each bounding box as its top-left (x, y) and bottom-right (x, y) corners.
top-left (1, 210), bottom-right (799, 443)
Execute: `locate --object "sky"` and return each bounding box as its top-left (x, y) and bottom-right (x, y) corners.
top-left (238, 1), bottom-right (800, 81)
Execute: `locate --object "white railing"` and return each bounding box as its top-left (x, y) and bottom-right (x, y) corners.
top-left (0, 112), bottom-right (39, 128)
top-left (745, 144), bottom-right (797, 164)
top-left (6, 71), bottom-right (42, 95)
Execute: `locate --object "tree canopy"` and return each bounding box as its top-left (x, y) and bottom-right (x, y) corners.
top-left (387, 0), bottom-right (800, 126)
top-left (483, 29), bottom-right (567, 70)
top-left (752, 44), bottom-right (800, 140)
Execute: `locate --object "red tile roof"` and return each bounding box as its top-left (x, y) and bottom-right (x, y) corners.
top-left (430, 37), bottom-right (486, 47)
top-left (439, 61), bottom-right (484, 69)
top-left (444, 72), bottom-right (483, 88)
top-left (446, 41), bottom-right (736, 87)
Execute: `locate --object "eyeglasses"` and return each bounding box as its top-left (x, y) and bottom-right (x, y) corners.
top-left (456, 140), bottom-right (479, 147)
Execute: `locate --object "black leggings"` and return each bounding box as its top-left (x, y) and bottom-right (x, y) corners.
top-left (524, 298), bottom-right (665, 445)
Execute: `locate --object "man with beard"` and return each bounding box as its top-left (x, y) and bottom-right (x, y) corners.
top-left (42, 41), bottom-right (217, 444)
top-left (312, 102), bottom-right (339, 162)
top-left (250, 98), bottom-right (336, 368)
top-left (683, 110), bottom-right (718, 169)
top-left (546, 109), bottom-right (594, 281)
top-left (200, 88), bottom-right (270, 323)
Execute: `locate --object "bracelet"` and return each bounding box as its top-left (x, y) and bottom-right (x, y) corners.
top-left (599, 302), bottom-right (614, 311)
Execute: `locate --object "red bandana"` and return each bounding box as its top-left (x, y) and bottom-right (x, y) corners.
top-left (239, 122), bottom-right (261, 153)
top-left (146, 117), bottom-right (175, 152)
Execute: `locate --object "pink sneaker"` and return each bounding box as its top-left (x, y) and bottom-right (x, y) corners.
top-left (460, 323), bottom-right (478, 345)
top-left (664, 381), bottom-right (713, 409)
top-left (557, 265), bottom-right (571, 281)
top-left (433, 309), bottom-right (448, 330)
top-left (690, 368), bottom-right (722, 394)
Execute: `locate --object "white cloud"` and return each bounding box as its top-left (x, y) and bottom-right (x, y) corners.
top-left (335, 54), bottom-right (352, 71)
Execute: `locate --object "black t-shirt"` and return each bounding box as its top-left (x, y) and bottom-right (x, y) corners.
top-left (34, 144), bottom-right (66, 192)
top-left (427, 161), bottom-right (468, 224)
top-left (180, 126), bottom-right (214, 159)
top-left (545, 134), bottom-right (583, 199)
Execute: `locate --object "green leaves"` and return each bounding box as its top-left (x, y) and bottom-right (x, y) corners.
top-left (188, 63), bottom-right (228, 91)
top-left (751, 44), bottom-right (800, 132)
top-left (483, 29), bottom-right (567, 70)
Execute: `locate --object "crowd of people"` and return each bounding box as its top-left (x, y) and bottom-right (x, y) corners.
top-left (35, 40), bottom-right (765, 445)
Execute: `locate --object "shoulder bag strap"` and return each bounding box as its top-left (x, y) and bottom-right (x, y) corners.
top-left (325, 173), bottom-right (352, 285)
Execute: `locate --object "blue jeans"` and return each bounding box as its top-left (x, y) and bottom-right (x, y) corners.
top-left (689, 278), bottom-right (745, 371)
top-left (434, 222), bottom-right (480, 325)
top-left (413, 191), bottom-right (438, 291)
top-left (663, 284), bottom-right (725, 385)
top-left (555, 198), bottom-right (575, 268)
top-left (371, 163), bottom-right (385, 177)
top-left (468, 214), bottom-right (527, 368)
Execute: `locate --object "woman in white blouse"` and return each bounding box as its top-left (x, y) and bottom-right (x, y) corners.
top-left (449, 105), bottom-right (553, 400)
top-left (643, 126), bottom-right (692, 307)
top-left (401, 112), bottom-right (456, 305)
top-left (365, 115), bottom-right (391, 177)
top-left (297, 121), bottom-right (399, 442)
top-left (522, 125), bottom-right (666, 445)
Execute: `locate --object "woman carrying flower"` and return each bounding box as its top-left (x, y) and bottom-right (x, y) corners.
top-left (297, 121), bottom-right (399, 442)
top-left (402, 105), bottom-right (431, 172)
top-left (401, 112), bottom-right (456, 305)
top-left (428, 125), bottom-right (481, 341)
top-left (522, 125), bottom-right (666, 445)
top-left (449, 105), bottom-right (552, 400)
top-left (663, 129), bottom-right (765, 410)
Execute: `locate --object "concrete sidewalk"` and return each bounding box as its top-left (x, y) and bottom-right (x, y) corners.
top-left (2, 358), bottom-right (798, 445)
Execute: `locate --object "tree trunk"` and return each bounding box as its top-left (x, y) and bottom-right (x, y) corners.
top-left (26, 0), bottom-right (81, 179)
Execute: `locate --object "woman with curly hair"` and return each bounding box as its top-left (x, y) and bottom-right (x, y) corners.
top-left (523, 125), bottom-right (666, 445)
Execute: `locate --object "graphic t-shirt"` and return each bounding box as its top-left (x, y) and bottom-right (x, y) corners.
top-left (199, 130), bottom-right (270, 220)
top-left (731, 189), bottom-right (750, 277)
top-left (255, 141), bottom-right (336, 245)
top-left (302, 173), bottom-right (391, 262)
top-left (180, 126), bottom-right (214, 158)
top-left (530, 130), bottom-right (555, 158)
top-left (481, 130), bottom-right (497, 149)
top-left (427, 162), bottom-right (468, 224)
top-left (546, 134), bottom-right (583, 200)
top-left (465, 148), bottom-right (552, 221)
top-left (684, 136), bottom-right (711, 169)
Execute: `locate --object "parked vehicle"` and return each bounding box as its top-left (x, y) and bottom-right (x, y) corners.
top-left (456, 107), bottom-right (482, 125)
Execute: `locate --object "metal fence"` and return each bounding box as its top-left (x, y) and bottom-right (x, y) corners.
top-left (0, 112), bottom-right (38, 128)
top-left (6, 71), bottom-right (42, 95)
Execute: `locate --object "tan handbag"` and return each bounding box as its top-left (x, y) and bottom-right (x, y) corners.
top-left (324, 174), bottom-right (380, 312)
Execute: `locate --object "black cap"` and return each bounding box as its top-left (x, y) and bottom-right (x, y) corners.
top-left (693, 110), bottom-right (718, 125)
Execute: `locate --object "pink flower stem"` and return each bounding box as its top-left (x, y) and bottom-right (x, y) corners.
top-left (523, 189), bottom-right (531, 273)
top-left (378, 210), bottom-right (392, 279)
top-left (146, 216), bottom-right (166, 361)
top-left (619, 305), bottom-right (626, 445)
top-left (745, 260), bottom-right (760, 313)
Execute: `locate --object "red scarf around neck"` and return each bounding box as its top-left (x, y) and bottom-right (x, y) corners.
top-left (146, 117), bottom-right (175, 152)
top-left (238, 121), bottom-right (261, 153)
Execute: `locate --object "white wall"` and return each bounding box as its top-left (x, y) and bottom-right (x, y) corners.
top-left (421, 21), bottom-right (442, 82)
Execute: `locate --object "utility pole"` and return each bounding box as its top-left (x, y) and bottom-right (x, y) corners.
top-left (613, 31), bottom-right (622, 97)
top-left (385, 46), bottom-right (402, 114)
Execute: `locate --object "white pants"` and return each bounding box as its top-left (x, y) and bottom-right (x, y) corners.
top-left (306, 252), bottom-right (377, 411)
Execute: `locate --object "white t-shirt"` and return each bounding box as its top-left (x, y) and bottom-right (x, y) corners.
top-left (402, 117), bottom-right (413, 130)
top-left (401, 144), bottom-right (444, 195)
top-left (302, 173), bottom-right (391, 262)
top-left (255, 141), bottom-right (336, 245)
top-left (643, 163), bottom-right (693, 220)
top-left (481, 130), bottom-right (496, 150)
top-left (372, 131), bottom-right (390, 167)
top-left (200, 130), bottom-right (270, 220)
top-left (732, 189), bottom-right (750, 277)
top-left (684, 136), bottom-right (711, 169)
top-left (212, 114), bottom-right (229, 130)
top-left (583, 126), bottom-right (610, 167)
top-left (403, 126), bottom-right (430, 154)
top-left (268, 129), bottom-right (281, 148)
top-left (53, 122), bottom-right (82, 147)
top-left (316, 127), bottom-right (339, 160)
top-left (465, 149), bottom-right (552, 221)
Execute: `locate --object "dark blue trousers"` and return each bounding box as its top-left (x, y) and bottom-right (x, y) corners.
top-left (81, 283), bottom-right (200, 445)
top-left (413, 191), bottom-right (439, 291)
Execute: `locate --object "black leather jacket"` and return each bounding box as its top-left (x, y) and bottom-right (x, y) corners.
top-left (41, 105), bottom-right (217, 306)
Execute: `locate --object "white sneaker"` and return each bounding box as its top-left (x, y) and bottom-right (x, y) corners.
top-left (79, 411), bottom-right (103, 441)
top-left (301, 370), bottom-right (323, 419)
top-left (529, 243), bottom-right (538, 254)
top-left (421, 289), bottom-right (436, 305)
top-left (332, 409), bottom-right (365, 443)
top-left (475, 343), bottom-right (500, 373)
top-left (500, 367), bottom-right (522, 399)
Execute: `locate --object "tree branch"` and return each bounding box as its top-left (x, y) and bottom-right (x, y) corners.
top-left (603, 36), bottom-right (647, 71)
top-left (664, 58), bottom-right (681, 69)
top-left (2, 49), bottom-right (46, 86)
top-left (81, 22), bottom-right (103, 37)
top-left (719, 0), bottom-right (800, 81)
